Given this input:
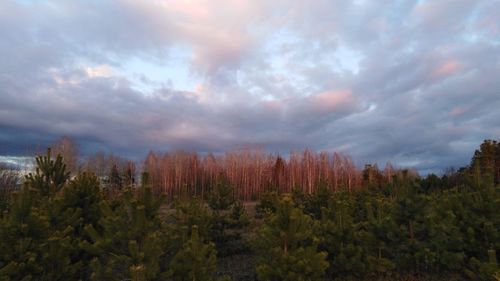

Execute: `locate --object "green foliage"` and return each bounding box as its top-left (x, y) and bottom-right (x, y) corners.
top-left (465, 250), bottom-right (500, 281)
top-left (0, 185), bottom-right (48, 280)
top-left (2, 141), bottom-right (500, 280)
top-left (290, 186), bottom-right (308, 208)
top-left (53, 172), bottom-right (102, 231)
top-left (81, 186), bottom-right (167, 281)
top-left (255, 191), bottom-right (279, 218)
top-left (207, 178), bottom-right (250, 257)
top-left (208, 176), bottom-right (234, 213)
top-left (25, 148), bottom-right (70, 197)
top-left (46, 172), bottom-right (103, 280)
top-left (171, 198), bottom-right (213, 240)
top-left (0, 152), bottom-right (83, 281)
top-left (363, 200), bottom-right (397, 275)
top-left (229, 200), bottom-right (249, 228)
top-left (302, 180), bottom-right (332, 220)
top-left (167, 225), bottom-right (218, 281)
top-left (470, 139), bottom-right (500, 186)
top-left (318, 194), bottom-right (370, 278)
top-left (253, 195), bottom-right (328, 281)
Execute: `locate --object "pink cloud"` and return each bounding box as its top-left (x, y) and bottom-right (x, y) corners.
top-left (308, 90), bottom-right (355, 113)
top-left (163, 0), bottom-right (266, 75)
top-left (432, 60), bottom-right (463, 78)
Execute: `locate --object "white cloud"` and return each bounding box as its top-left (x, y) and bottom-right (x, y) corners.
top-left (0, 0), bottom-right (499, 172)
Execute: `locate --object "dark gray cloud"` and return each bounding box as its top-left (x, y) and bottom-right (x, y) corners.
top-left (0, 0), bottom-right (499, 173)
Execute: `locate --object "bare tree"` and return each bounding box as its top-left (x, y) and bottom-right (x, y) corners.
top-left (51, 136), bottom-right (79, 175)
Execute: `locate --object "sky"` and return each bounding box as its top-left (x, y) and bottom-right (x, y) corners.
top-left (0, 0), bottom-right (499, 174)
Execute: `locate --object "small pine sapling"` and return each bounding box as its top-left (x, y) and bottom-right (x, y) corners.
top-left (253, 195), bottom-right (328, 281)
top-left (167, 225), bottom-right (217, 281)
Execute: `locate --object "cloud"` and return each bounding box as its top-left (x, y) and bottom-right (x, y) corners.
top-left (0, 0), bottom-right (499, 173)
top-left (432, 60), bottom-right (463, 78)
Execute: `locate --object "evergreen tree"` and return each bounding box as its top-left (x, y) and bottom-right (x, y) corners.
top-left (207, 177), bottom-right (249, 257)
top-left (46, 172), bottom-right (103, 280)
top-left (253, 195), bottom-right (328, 281)
top-left (25, 148), bottom-right (70, 197)
top-left (208, 176), bottom-right (234, 213)
top-left (167, 225), bottom-right (217, 281)
top-left (423, 191), bottom-right (465, 272)
top-left (391, 184), bottom-right (428, 271)
top-left (255, 191), bottom-right (279, 218)
top-left (81, 186), bottom-right (166, 281)
top-left (1, 149), bottom-right (80, 281)
top-left (317, 194), bottom-right (368, 278)
top-left (229, 200), bottom-right (249, 229)
top-left (470, 140), bottom-right (498, 187)
top-left (0, 185), bottom-right (48, 280)
top-left (302, 180), bottom-right (332, 220)
top-left (171, 198), bottom-right (213, 241)
top-left (363, 200), bottom-right (397, 275)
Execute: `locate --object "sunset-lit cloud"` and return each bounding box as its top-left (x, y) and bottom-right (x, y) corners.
top-left (432, 60), bottom-right (463, 78)
top-left (0, 0), bottom-right (499, 173)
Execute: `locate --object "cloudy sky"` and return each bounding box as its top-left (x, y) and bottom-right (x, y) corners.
top-left (1, 0), bottom-right (499, 173)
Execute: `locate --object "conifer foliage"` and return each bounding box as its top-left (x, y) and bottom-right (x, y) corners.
top-left (81, 186), bottom-right (166, 281)
top-left (0, 185), bottom-right (50, 280)
top-left (0, 148), bottom-right (77, 280)
top-left (1, 141), bottom-right (500, 280)
top-left (25, 148), bottom-right (70, 197)
top-left (253, 195), bottom-right (329, 280)
top-left (167, 225), bottom-right (217, 281)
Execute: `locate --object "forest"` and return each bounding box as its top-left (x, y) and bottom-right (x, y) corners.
top-left (0, 139), bottom-right (499, 280)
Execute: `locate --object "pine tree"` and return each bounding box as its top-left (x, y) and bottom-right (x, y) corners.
top-left (0, 185), bottom-right (49, 280)
top-left (171, 198), bottom-right (213, 241)
top-left (317, 194), bottom-right (368, 278)
top-left (167, 225), bottom-right (217, 281)
top-left (206, 177), bottom-right (249, 257)
top-left (302, 180), bottom-right (332, 220)
top-left (229, 200), bottom-right (249, 229)
top-left (391, 184), bottom-right (428, 271)
top-left (255, 191), bottom-right (279, 218)
top-left (208, 176), bottom-right (234, 247)
top-left (1, 149), bottom-right (82, 281)
top-left (81, 186), bottom-right (166, 281)
top-left (253, 195), bottom-right (328, 281)
top-left (364, 200), bottom-right (396, 275)
top-left (44, 172), bottom-right (104, 280)
top-left (423, 191), bottom-right (465, 271)
top-left (25, 148), bottom-right (70, 197)
top-left (465, 250), bottom-right (500, 281)
top-left (208, 176), bottom-right (234, 214)
top-left (470, 140), bottom-right (498, 187)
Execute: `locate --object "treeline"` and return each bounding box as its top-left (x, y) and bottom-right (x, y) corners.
top-left (3, 138), bottom-right (500, 202)
top-left (46, 136), bottom-right (418, 200)
top-left (80, 139), bottom-right (500, 202)
top-left (0, 141), bottom-right (499, 280)
top-left (142, 150), bottom-right (417, 200)
top-left (417, 139), bottom-right (500, 192)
